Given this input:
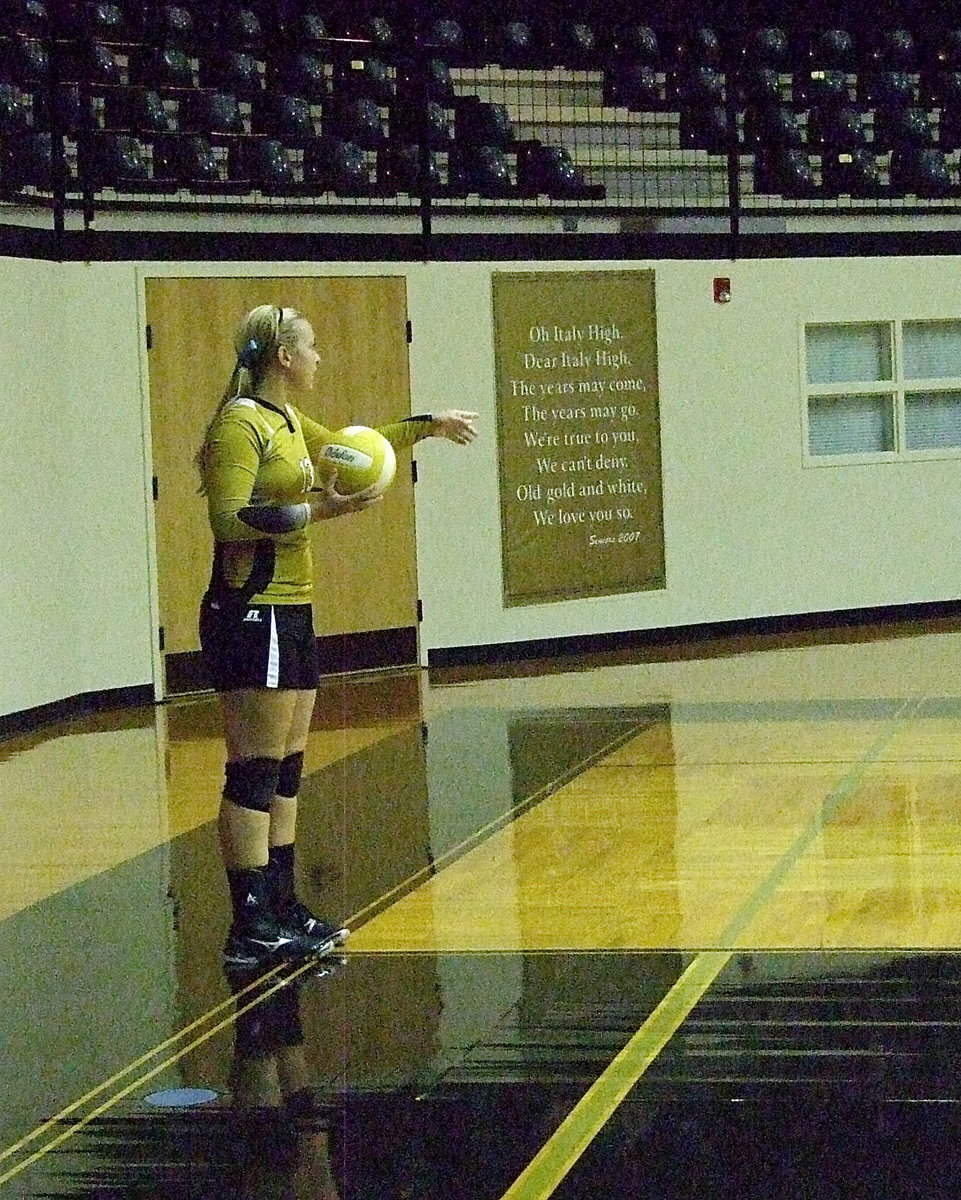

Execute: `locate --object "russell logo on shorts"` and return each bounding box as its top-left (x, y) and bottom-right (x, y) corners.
top-left (243, 609), bottom-right (263, 623)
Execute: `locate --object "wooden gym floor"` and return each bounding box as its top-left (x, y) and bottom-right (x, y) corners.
top-left (4, 616), bottom-right (961, 1197)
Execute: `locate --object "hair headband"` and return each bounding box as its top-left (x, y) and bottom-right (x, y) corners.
top-left (237, 338), bottom-right (261, 370)
top-left (237, 308), bottom-right (288, 370)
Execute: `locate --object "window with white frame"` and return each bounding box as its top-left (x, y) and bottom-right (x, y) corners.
top-left (804, 320), bottom-right (961, 461)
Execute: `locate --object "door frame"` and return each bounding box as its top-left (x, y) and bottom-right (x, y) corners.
top-left (136, 266), bottom-right (422, 701)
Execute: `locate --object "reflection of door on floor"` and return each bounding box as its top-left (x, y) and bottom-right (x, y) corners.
top-left (144, 275), bottom-right (418, 696)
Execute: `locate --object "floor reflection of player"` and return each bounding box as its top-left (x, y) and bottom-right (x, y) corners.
top-left (228, 964), bottom-right (344, 1200)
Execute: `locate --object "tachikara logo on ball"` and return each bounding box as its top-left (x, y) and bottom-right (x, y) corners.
top-left (320, 426), bottom-right (396, 498)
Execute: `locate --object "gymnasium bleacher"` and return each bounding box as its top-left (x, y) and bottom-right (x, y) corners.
top-left (6, 1), bottom-right (961, 229)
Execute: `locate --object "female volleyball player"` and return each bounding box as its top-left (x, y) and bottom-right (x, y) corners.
top-left (198, 303), bottom-right (477, 969)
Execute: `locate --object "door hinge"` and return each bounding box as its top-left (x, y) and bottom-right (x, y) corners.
top-left (152, 475), bottom-right (159, 501)
top-left (411, 460), bottom-right (418, 484)
top-left (405, 319), bottom-right (412, 343)
top-left (145, 323), bottom-right (153, 350)
top-left (416, 599), bottom-right (423, 623)
top-left (158, 625), bottom-right (165, 651)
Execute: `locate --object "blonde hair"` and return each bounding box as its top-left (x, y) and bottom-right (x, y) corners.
top-left (196, 304), bottom-right (305, 490)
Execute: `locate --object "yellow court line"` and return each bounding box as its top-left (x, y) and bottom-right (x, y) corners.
top-left (347, 719), bottom-right (658, 927)
top-left (0, 962), bottom-right (316, 1191)
top-left (3, 695), bottom-right (905, 1193)
top-left (500, 951), bottom-right (732, 1200)
top-left (0, 962), bottom-right (286, 1169)
top-left (0, 717), bottom-right (655, 1187)
top-left (497, 695), bottom-right (924, 1200)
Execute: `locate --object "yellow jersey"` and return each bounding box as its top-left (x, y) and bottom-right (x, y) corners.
top-left (202, 395), bottom-right (430, 605)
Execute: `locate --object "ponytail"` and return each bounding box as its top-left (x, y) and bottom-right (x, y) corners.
top-left (195, 304), bottom-right (303, 491)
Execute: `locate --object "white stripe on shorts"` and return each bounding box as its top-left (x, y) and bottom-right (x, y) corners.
top-left (266, 607), bottom-right (280, 688)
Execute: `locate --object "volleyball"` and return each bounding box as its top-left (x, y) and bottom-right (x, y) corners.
top-left (319, 426), bottom-right (396, 499)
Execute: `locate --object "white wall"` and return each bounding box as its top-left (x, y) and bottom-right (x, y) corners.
top-left (411, 258), bottom-right (961, 653)
top-left (3, 253), bottom-right (961, 716)
top-left (0, 259), bottom-right (154, 715)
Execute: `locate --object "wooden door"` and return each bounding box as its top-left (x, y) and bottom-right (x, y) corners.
top-left (145, 275), bottom-right (417, 695)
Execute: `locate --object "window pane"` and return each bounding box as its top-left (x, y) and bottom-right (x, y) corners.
top-left (806, 323), bottom-right (892, 385)
top-left (905, 390), bottom-right (961, 449)
top-left (808, 394), bottom-right (895, 455)
top-left (903, 320), bottom-right (961, 379)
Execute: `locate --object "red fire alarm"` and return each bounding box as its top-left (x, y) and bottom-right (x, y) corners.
top-left (714, 277), bottom-right (732, 303)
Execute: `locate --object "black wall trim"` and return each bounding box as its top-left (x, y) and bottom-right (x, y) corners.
top-left (1, 628), bottom-right (419, 734)
top-left (162, 652), bottom-right (209, 695)
top-left (426, 600), bottom-right (961, 671)
top-left (4, 600), bottom-right (959, 730)
top-left (164, 626), bottom-right (418, 695)
top-left (0, 223), bottom-right (61, 259)
top-left (6, 222), bottom-right (961, 264)
top-left (0, 684), bottom-right (154, 739)
top-left (317, 627), bottom-right (417, 674)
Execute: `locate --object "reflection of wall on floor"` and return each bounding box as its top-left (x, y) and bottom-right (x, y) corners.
top-left (0, 839), bottom-right (177, 1152)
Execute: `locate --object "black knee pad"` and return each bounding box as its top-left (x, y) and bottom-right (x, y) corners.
top-left (276, 750), bottom-right (304, 799)
top-left (223, 756), bottom-right (281, 813)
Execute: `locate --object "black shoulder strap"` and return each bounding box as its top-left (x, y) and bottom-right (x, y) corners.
top-left (251, 395), bottom-right (296, 433)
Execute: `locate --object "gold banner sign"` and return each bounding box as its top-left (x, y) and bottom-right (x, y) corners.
top-left (493, 270), bottom-right (666, 607)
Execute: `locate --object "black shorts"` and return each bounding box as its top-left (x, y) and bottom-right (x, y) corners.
top-left (199, 597), bottom-right (320, 692)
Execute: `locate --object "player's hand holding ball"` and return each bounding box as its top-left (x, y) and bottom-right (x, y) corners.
top-left (308, 465), bottom-right (382, 521)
